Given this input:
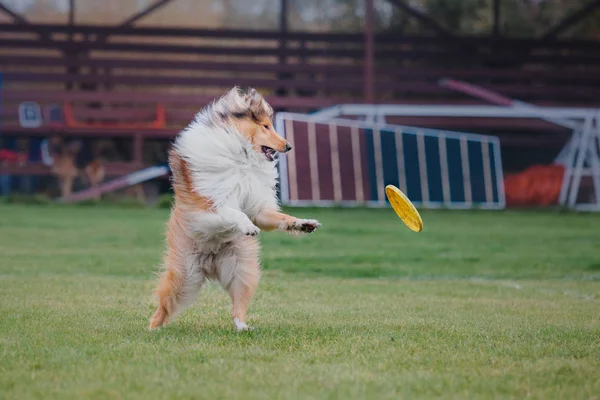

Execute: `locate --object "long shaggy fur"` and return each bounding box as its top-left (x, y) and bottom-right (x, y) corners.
top-left (149, 87), bottom-right (321, 331)
top-left (175, 118), bottom-right (279, 217)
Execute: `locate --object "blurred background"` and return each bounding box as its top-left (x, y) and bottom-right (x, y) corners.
top-left (0, 0), bottom-right (599, 211)
top-left (1, 3), bottom-right (600, 397)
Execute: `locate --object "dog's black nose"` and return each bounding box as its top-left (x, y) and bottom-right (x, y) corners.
top-left (284, 143), bottom-right (292, 152)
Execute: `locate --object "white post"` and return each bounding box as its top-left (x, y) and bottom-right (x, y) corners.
top-left (482, 139), bottom-right (493, 204)
top-left (589, 112), bottom-right (600, 207)
top-left (417, 131), bottom-right (429, 205)
top-left (460, 135), bottom-right (472, 206)
top-left (438, 134), bottom-right (451, 205)
top-left (558, 126), bottom-right (581, 206)
top-left (567, 114), bottom-right (595, 207)
top-left (372, 126), bottom-right (385, 204)
top-left (351, 126), bottom-right (365, 202)
top-left (284, 118), bottom-right (298, 203)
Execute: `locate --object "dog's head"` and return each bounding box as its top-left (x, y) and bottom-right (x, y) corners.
top-left (48, 136), bottom-right (81, 159)
top-left (211, 87), bottom-right (291, 161)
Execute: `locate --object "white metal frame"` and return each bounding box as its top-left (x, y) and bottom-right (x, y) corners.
top-left (310, 104), bottom-right (600, 211)
top-left (275, 112), bottom-right (505, 210)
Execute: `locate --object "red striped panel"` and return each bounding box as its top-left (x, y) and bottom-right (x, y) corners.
top-left (336, 125), bottom-right (358, 201)
top-left (290, 120), bottom-right (312, 201)
top-left (314, 123), bottom-right (334, 201)
top-left (285, 119), bottom-right (373, 204)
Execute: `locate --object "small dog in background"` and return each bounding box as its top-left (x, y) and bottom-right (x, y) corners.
top-left (149, 87), bottom-right (321, 332)
top-left (45, 136), bottom-right (105, 199)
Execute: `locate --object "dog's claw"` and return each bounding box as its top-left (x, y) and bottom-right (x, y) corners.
top-left (240, 222), bottom-right (260, 236)
top-left (245, 228), bottom-right (260, 236)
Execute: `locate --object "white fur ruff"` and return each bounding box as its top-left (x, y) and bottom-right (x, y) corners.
top-left (174, 117), bottom-right (279, 246)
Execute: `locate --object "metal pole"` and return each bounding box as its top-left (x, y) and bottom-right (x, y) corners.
top-left (0, 71), bottom-right (10, 196)
top-left (492, 0), bottom-right (500, 36)
top-left (276, 0), bottom-right (289, 97)
top-left (364, 0), bottom-right (375, 103)
top-left (279, 0), bottom-right (288, 33)
top-left (69, 0), bottom-right (75, 27)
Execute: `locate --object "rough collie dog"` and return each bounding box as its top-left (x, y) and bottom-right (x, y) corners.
top-left (149, 87), bottom-right (321, 331)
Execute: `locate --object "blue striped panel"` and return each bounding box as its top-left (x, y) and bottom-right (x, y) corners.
top-left (325, 121), bottom-right (501, 207)
top-left (424, 135), bottom-right (443, 203)
top-left (380, 129), bottom-right (400, 199)
top-left (363, 128), bottom-right (379, 202)
top-left (445, 138), bottom-right (465, 203)
top-left (402, 133), bottom-right (422, 202)
top-left (467, 141), bottom-right (487, 203)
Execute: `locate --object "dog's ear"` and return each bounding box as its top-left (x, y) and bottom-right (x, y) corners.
top-left (221, 86), bottom-right (241, 103)
top-left (243, 88), bottom-right (257, 103)
top-left (244, 88), bottom-right (267, 115)
top-left (49, 136), bottom-right (65, 155)
top-left (67, 140), bottom-right (82, 155)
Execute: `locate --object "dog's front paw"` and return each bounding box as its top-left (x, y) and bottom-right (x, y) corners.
top-left (243, 225), bottom-right (261, 237)
top-left (289, 219), bottom-right (321, 234)
top-left (238, 219), bottom-right (261, 236)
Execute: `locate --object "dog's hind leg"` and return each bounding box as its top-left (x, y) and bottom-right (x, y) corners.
top-left (149, 249), bottom-right (205, 330)
top-left (59, 176), bottom-right (74, 198)
top-left (217, 237), bottom-right (261, 331)
top-left (149, 213), bottom-right (205, 330)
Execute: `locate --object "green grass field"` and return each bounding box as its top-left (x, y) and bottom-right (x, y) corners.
top-left (0, 204), bottom-right (599, 399)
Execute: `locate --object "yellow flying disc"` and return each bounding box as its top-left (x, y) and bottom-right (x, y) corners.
top-left (385, 185), bottom-right (423, 232)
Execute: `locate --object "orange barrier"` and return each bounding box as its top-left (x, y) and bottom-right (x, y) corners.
top-left (63, 102), bottom-right (166, 129)
top-left (504, 164), bottom-right (564, 207)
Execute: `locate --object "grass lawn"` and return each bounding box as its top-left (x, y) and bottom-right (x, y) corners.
top-left (0, 204), bottom-right (599, 399)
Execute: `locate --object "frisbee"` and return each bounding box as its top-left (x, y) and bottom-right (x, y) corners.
top-left (385, 185), bottom-right (423, 232)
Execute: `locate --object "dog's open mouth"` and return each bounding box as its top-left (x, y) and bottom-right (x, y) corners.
top-left (261, 146), bottom-right (277, 161)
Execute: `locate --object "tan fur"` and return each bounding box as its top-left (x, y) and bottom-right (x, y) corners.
top-left (168, 148), bottom-right (213, 210)
top-left (254, 209), bottom-right (297, 231)
top-left (149, 87), bottom-right (320, 331)
top-left (231, 116), bottom-right (288, 153)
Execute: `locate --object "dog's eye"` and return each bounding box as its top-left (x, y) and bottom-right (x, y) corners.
top-left (263, 125), bottom-right (269, 130)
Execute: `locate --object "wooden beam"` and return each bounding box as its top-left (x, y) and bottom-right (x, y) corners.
top-left (385, 0), bottom-right (452, 37)
top-left (92, 0), bottom-right (174, 45)
top-left (0, 3), bottom-right (50, 38)
top-left (66, 0), bottom-right (77, 91)
top-left (0, 3), bottom-right (61, 48)
top-left (117, 0), bottom-right (174, 27)
top-left (0, 3), bottom-right (29, 25)
top-left (364, 0), bottom-right (375, 103)
top-left (276, 0), bottom-right (289, 97)
top-left (279, 0), bottom-right (288, 32)
top-left (0, 4), bottom-right (81, 90)
top-left (541, 0), bottom-right (600, 40)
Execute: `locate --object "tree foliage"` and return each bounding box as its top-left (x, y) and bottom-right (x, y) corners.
top-left (286, 0), bottom-right (600, 38)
